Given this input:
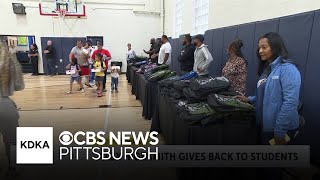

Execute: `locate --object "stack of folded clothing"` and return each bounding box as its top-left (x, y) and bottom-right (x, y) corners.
top-left (163, 80), bottom-right (191, 100)
top-left (169, 88), bottom-right (185, 99)
top-left (133, 60), bottom-right (148, 67)
top-left (144, 64), bottom-right (169, 79)
top-left (157, 72), bottom-right (197, 101)
top-left (179, 71), bottom-right (198, 80)
top-left (157, 75), bottom-right (256, 126)
top-left (137, 63), bottom-right (157, 74)
top-left (190, 76), bottom-right (230, 95)
top-left (128, 56), bottom-right (148, 66)
top-left (158, 76), bottom-right (181, 96)
top-left (181, 76), bottom-right (231, 103)
top-left (147, 70), bottom-right (176, 82)
top-left (207, 94), bottom-right (254, 112)
top-left (173, 80), bottom-right (191, 91)
top-left (176, 101), bottom-right (226, 126)
top-left (158, 76), bottom-right (180, 88)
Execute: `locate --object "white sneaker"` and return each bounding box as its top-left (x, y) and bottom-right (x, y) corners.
top-left (81, 89), bottom-right (85, 93)
top-left (67, 91), bottom-right (72, 94)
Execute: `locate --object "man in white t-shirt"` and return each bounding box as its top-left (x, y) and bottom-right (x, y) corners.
top-left (157, 35), bottom-right (172, 65)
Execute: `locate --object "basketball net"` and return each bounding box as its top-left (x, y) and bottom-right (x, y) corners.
top-left (57, 9), bottom-right (67, 20)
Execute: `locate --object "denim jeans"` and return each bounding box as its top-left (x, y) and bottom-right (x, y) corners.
top-left (111, 77), bottom-right (119, 90)
top-left (89, 64), bottom-right (95, 83)
top-left (103, 74), bottom-right (107, 90)
top-left (47, 58), bottom-right (56, 75)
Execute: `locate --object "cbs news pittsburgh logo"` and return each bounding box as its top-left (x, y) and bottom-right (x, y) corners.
top-left (16, 127), bottom-right (53, 164)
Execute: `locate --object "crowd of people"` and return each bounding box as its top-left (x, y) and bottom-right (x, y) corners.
top-left (0, 30), bottom-right (305, 178)
top-left (31, 39), bottom-right (125, 97)
top-left (24, 32), bottom-right (302, 146)
top-left (141, 32), bottom-right (301, 148)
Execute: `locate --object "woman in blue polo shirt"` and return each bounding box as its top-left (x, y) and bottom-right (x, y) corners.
top-left (236, 32), bottom-right (301, 145)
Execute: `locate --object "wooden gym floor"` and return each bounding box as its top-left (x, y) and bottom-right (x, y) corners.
top-left (10, 74), bottom-right (150, 135)
top-left (0, 74), bottom-right (176, 179)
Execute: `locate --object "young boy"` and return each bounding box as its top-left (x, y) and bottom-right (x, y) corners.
top-left (93, 53), bottom-right (106, 97)
top-left (66, 58), bottom-right (84, 94)
top-left (111, 64), bottom-right (120, 93)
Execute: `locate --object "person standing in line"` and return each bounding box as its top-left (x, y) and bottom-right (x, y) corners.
top-left (222, 39), bottom-right (247, 95)
top-left (43, 40), bottom-right (56, 76)
top-left (93, 53), bottom-right (106, 97)
top-left (69, 40), bottom-right (89, 92)
top-left (89, 40), bottom-right (99, 86)
top-left (91, 42), bottom-right (112, 92)
top-left (126, 43), bottom-right (136, 61)
top-left (83, 40), bottom-right (94, 87)
top-left (150, 38), bottom-right (162, 63)
top-left (193, 34), bottom-right (213, 76)
top-left (28, 43), bottom-right (39, 76)
top-left (178, 34), bottom-right (195, 75)
top-left (235, 32), bottom-right (302, 180)
top-left (0, 41), bottom-right (25, 174)
top-left (236, 32), bottom-right (301, 146)
top-left (143, 38), bottom-right (156, 59)
top-left (66, 58), bottom-right (83, 94)
top-left (157, 35), bottom-right (172, 65)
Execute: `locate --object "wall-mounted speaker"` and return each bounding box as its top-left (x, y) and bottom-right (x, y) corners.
top-left (12, 3), bottom-right (26, 15)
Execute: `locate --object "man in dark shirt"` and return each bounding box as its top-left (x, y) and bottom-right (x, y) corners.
top-left (143, 38), bottom-right (156, 58)
top-left (178, 34), bottom-right (195, 75)
top-left (150, 38), bottom-right (162, 63)
top-left (44, 40), bottom-right (56, 76)
top-left (28, 44), bottom-right (39, 76)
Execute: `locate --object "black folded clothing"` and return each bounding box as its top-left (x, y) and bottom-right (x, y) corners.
top-left (218, 90), bottom-right (239, 96)
top-left (158, 76), bottom-right (181, 88)
top-left (207, 94), bottom-right (255, 112)
top-left (190, 76), bottom-right (230, 94)
top-left (151, 64), bottom-right (169, 73)
top-left (176, 102), bottom-right (225, 126)
top-left (169, 88), bottom-right (185, 99)
top-left (183, 87), bottom-right (207, 103)
top-left (173, 80), bottom-right (191, 91)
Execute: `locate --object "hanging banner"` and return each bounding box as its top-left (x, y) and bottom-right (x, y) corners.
top-left (17, 36), bottom-right (28, 46)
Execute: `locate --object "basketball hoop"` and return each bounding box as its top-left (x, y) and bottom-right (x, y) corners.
top-left (57, 9), bottom-right (67, 19)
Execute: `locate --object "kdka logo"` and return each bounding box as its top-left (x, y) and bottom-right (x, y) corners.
top-left (16, 127), bottom-right (53, 164)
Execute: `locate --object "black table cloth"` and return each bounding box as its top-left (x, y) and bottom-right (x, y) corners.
top-left (130, 67), bottom-right (139, 95)
top-left (142, 81), bottom-right (158, 120)
top-left (127, 65), bottom-right (139, 85)
top-left (138, 73), bottom-right (146, 105)
top-left (151, 88), bottom-right (259, 145)
top-left (126, 64), bottom-right (130, 82)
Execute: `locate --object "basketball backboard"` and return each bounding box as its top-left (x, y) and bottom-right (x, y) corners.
top-left (39, 0), bottom-right (86, 17)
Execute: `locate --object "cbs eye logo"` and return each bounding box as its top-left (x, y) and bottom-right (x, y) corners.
top-left (59, 131), bottom-right (73, 146)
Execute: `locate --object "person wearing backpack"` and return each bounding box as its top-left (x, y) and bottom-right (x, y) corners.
top-left (236, 32), bottom-right (301, 146)
top-left (66, 58), bottom-right (84, 94)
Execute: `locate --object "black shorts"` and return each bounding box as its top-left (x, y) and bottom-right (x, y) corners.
top-left (95, 76), bottom-right (104, 82)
